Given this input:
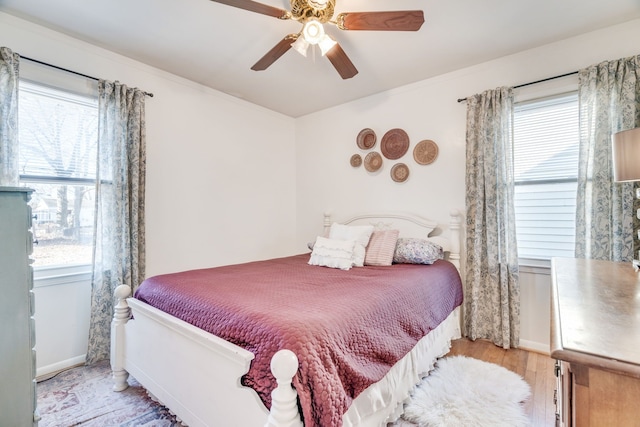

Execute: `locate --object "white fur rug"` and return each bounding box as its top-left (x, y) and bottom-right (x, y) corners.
top-left (400, 356), bottom-right (531, 427)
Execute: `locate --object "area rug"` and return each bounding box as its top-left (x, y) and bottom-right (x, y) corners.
top-left (400, 356), bottom-right (531, 427)
top-left (38, 356), bottom-right (530, 427)
top-left (37, 360), bottom-right (182, 426)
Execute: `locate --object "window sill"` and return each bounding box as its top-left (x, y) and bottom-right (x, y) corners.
top-left (518, 258), bottom-right (551, 275)
top-left (33, 264), bottom-right (92, 288)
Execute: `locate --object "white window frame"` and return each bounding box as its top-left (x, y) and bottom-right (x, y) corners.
top-left (32, 264), bottom-right (93, 289)
top-left (18, 79), bottom-right (98, 277)
top-left (513, 88), bottom-right (580, 270)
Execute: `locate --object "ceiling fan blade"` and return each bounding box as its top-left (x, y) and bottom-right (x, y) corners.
top-left (251, 35), bottom-right (297, 71)
top-left (209, 0), bottom-right (290, 19)
top-left (337, 11), bottom-right (425, 31)
top-left (326, 43), bottom-right (358, 80)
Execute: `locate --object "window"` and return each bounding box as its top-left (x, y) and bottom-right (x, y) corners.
top-left (18, 80), bottom-right (98, 268)
top-left (513, 93), bottom-right (579, 261)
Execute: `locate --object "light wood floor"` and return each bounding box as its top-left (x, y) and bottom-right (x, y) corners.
top-left (445, 338), bottom-right (557, 427)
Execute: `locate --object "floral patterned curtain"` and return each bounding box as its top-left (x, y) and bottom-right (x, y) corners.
top-left (0, 47), bottom-right (19, 186)
top-left (575, 55), bottom-right (640, 261)
top-left (86, 80), bottom-right (146, 364)
top-left (464, 87), bottom-right (520, 349)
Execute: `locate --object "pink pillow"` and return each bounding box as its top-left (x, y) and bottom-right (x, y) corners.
top-left (364, 230), bottom-right (400, 266)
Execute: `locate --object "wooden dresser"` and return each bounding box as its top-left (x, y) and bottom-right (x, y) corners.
top-left (551, 257), bottom-right (640, 427)
top-left (0, 187), bottom-right (39, 426)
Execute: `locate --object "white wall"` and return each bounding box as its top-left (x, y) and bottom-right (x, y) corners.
top-left (519, 267), bottom-right (552, 353)
top-left (295, 19), bottom-right (640, 352)
top-left (32, 266), bottom-right (92, 377)
top-left (0, 12), bottom-right (298, 374)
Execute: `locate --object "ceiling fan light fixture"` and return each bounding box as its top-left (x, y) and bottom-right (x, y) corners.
top-left (214, 0), bottom-right (420, 79)
top-left (302, 19), bottom-right (325, 44)
top-left (291, 36), bottom-right (309, 57)
top-left (318, 35), bottom-right (336, 56)
top-left (308, 0), bottom-right (328, 9)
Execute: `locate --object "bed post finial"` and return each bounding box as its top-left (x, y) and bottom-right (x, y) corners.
top-left (111, 284), bottom-right (132, 392)
top-left (323, 212), bottom-right (332, 236)
top-left (266, 349), bottom-right (303, 427)
top-left (448, 210), bottom-right (462, 270)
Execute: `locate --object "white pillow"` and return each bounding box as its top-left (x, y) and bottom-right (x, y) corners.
top-left (329, 223), bottom-right (374, 267)
top-left (308, 236), bottom-right (356, 270)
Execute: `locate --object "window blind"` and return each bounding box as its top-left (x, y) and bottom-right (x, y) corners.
top-left (513, 93), bottom-right (579, 260)
top-left (18, 80), bottom-right (98, 181)
top-left (513, 93), bottom-right (579, 183)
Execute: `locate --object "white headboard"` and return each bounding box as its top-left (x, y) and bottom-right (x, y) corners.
top-left (322, 211), bottom-right (462, 270)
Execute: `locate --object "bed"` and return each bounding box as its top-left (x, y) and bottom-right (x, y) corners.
top-left (110, 211), bottom-right (463, 427)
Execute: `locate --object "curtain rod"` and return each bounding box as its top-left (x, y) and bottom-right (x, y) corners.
top-left (20, 55), bottom-right (154, 98)
top-left (456, 70), bottom-right (578, 103)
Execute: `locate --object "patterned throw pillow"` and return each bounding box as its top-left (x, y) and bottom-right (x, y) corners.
top-left (393, 238), bottom-right (443, 265)
top-left (364, 229), bottom-right (400, 266)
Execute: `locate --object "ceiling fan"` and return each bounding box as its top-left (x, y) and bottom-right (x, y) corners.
top-left (209, 0), bottom-right (425, 79)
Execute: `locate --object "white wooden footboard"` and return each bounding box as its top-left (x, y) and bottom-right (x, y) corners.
top-left (110, 285), bottom-right (302, 427)
top-left (112, 288), bottom-right (461, 427)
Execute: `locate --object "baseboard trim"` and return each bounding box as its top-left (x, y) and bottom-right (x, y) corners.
top-left (37, 355), bottom-right (86, 381)
top-left (519, 339), bottom-right (550, 355)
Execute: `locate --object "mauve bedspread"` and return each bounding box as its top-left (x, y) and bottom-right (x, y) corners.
top-left (134, 254), bottom-right (463, 427)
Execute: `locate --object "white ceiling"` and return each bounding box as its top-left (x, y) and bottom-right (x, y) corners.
top-left (2, 0), bottom-right (640, 117)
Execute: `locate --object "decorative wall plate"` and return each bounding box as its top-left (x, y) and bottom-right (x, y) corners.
top-left (391, 163), bottom-right (410, 182)
top-left (357, 128), bottom-right (377, 150)
top-left (364, 152), bottom-right (383, 172)
top-left (413, 139), bottom-right (439, 165)
top-left (381, 128), bottom-right (409, 160)
top-left (350, 154), bottom-right (362, 167)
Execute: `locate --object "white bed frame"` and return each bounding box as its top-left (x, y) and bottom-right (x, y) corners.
top-left (111, 211), bottom-right (462, 427)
